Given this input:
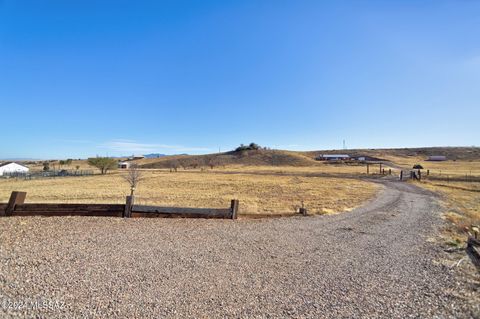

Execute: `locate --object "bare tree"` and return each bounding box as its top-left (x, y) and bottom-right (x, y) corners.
top-left (123, 164), bottom-right (144, 196)
top-left (170, 160), bottom-right (179, 172)
top-left (207, 157), bottom-right (217, 169)
top-left (191, 159), bottom-right (199, 169)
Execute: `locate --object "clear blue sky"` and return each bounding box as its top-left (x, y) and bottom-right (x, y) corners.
top-left (1, 0), bottom-right (479, 159)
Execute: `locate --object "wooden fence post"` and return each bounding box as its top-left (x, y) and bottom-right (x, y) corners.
top-left (4, 191), bottom-right (27, 216)
top-left (388, 169), bottom-right (392, 175)
top-left (379, 163), bottom-right (382, 174)
top-left (124, 195), bottom-right (134, 218)
top-left (230, 199), bottom-right (239, 219)
top-left (400, 171), bottom-right (403, 181)
top-left (366, 164), bottom-right (369, 174)
top-left (299, 207), bottom-right (308, 216)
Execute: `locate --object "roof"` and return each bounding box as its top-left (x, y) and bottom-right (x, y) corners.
top-left (0, 162), bottom-right (28, 168)
top-left (321, 154), bottom-right (350, 158)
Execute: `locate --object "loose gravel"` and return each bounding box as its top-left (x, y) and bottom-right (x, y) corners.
top-left (0, 180), bottom-right (478, 318)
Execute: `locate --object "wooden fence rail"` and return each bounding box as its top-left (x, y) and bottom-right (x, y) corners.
top-left (0, 191), bottom-right (238, 219)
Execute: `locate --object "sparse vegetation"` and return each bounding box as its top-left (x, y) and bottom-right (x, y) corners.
top-left (235, 142), bottom-right (262, 152)
top-left (420, 180), bottom-right (480, 243)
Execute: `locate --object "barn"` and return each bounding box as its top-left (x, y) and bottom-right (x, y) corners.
top-left (0, 162), bottom-right (29, 176)
top-left (129, 154), bottom-right (145, 160)
top-left (316, 154), bottom-right (350, 161)
top-left (427, 155), bottom-right (447, 161)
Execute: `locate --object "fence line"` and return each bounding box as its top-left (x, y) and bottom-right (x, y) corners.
top-left (2, 170), bottom-right (95, 180)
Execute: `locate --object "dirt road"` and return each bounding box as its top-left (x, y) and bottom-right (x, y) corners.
top-left (0, 180), bottom-right (478, 318)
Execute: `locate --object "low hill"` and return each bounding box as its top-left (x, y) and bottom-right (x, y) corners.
top-left (138, 146), bottom-right (480, 170)
top-left (139, 149), bottom-right (319, 169)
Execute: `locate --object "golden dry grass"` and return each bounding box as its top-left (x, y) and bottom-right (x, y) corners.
top-left (379, 155), bottom-right (480, 176)
top-left (213, 164), bottom-right (369, 175)
top-left (418, 161), bottom-right (480, 178)
top-left (0, 170), bottom-right (379, 215)
top-left (133, 162), bottom-right (375, 176)
top-left (27, 159), bottom-right (95, 172)
top-left (420, 180), bottom-right (480, 243)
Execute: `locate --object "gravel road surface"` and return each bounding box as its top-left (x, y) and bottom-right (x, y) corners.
top-left (0, 180), bottom-right (478, 318)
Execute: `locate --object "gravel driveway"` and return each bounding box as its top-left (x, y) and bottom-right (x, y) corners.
top-left (0, 180), bottom-right (478, 318)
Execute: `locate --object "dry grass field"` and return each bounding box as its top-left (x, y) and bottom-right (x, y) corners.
top-left (381, 156), bottom-right (480, 176)
top-left (25, 159), bottom-right (97, 172)
top-left (5, 147), bottom-right (478, 225)
top-left (420, 180), bottom-right (480, 243)
top-left (213, 164), bottom-right (370, 175)
top-left (405, 159), bottom-right (480, 244)
top-left (0, 170), bottom-right (379, 215)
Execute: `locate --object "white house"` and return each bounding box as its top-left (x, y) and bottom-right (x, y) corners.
top-left (0, 162), bottom-right (29, 176)
top-left (118, 161), bottom-right (131, 169)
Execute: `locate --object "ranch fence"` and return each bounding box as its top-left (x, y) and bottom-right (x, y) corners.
top-left (398, 169), bottom-right (480, 183)
top-left (1, 170), bottom-right (95, 180)
top-left (0, 191), bottom-right (239, 219)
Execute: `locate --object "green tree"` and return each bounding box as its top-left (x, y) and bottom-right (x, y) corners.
top-left (42, 161), bottom-right (50, 171)
top-left (235, 142), bottom-right (262, 152)
top-left (87, 157), bottom-right (118, 174)
top-left (248, 142), bottom-right (260, 150)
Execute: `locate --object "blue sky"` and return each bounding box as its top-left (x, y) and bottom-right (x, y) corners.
top-left (0, 0), bottom-right (479, 159)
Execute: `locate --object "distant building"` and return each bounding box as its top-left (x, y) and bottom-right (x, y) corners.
top-left (427, 155), bottom-right (447, 161)
top-left (316, 154), bottom-right (350, 161)
top-left (0, 162), bottom-right (29, 176)
top-left (130, 154), bottom-right (145, 160)
top-left (118, 162), bottom-right (131, 169)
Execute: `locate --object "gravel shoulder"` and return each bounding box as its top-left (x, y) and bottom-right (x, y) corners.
top-left (0, 180), bottom-right (478, 318)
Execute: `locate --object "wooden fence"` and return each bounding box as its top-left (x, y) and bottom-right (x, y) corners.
top-left (0, 191), bottom-right (238, 219)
